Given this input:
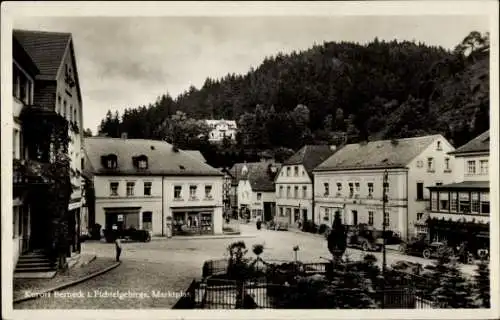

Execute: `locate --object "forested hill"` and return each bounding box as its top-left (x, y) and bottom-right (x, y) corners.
top-left (97, 31), bottom-right (489, 167)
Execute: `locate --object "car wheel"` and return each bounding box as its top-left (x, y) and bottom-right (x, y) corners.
top-left (422, 249), bottom-right (431, 259)
top-left (362, 242), bottom-right (369, 251)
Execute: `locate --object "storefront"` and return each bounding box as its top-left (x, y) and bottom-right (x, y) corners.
top-left (104, 207), bottom-right (141, 232)
top-left (172, 208), bottom-right (214, 235)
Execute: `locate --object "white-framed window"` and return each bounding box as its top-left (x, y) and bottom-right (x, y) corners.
top-left (431, 191), bottom-right (438, 211)
top-left (368, 211), bottom-right (374, 226)
top-left (110, 182), bottom-right (119, 196)
top-left (279, 207), bottom-right (284, 217)
top-left (205, 185), bottom-right (213, 199)
top-left (480, 160), bottom-right (488, 175)
top-left (354, 182), bottom-right (360, 193)
top-left (439, 192), bottom-right (449, 211)
top-left (480, 192), bottom-right (490, 215)
top-left (174, 185), bottom-right (182, 199)
top-left (279, 185), bottom-right (284, 197)
top-left (471, 192), bottom-right (480, 213)
top-left (336, 182), bottom-right (342, 191)
top-left (324, 182), bottom-right (330, 196)
top-left (467, 160), bottom-right (476, 174)
top-left (427, 157), bottom-right (434, 172)
top-left (287, 186), bottom-right (291, 198)
top-left (144, 182), bottom-right (152, 196)
top-left (286, 167), bottom-right (291, 176)
top-left (13, 63), bottom-right (34, 105)
top-left (367, 182), bottom-right (374, 196)
top-left (126, 181), bottom-right (135, 196)
top-left (444, 158), bottom-right (451, 171)
top-left (450, 192), bottom-right (458, 212)
top-left (257, 192), bottom-right (262, 201)
top-left (302, 185), bottom-right (307, 199)
top-left (138, 159), bottom-right (148, 169)
top-left (459, 192), bottom-right (470, 213)
top-left (294, 186), bottom-right (299, 198)
top-left (189, 185), bottom-right (197, 199)
top-left (294, 166), bottom-right (299, 176)
top-left (436, 141), bottom-right (442, 151)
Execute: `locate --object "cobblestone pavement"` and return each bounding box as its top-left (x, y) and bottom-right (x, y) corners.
top-left (14, 221), bottom-right (480, 309)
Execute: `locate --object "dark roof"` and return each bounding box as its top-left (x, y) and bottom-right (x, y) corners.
top-left (427, 181), bottom-right (489, 190)
top-left (184, 150), bottom-right (206, 163)
top-left (230, 161), bottom-right (281, 192)
top-left (13, 29), bottom-right (71, 80)
top-left (283, 145), bottom-right (336, 178)
top-left (83, 137), bottom-right (222, 177)
top-left (315, 135), bottom-right (441, 171)
top-left (448, 131), bottom-right (489, 155)
top-left (13, 36), bottom-right (39, 77)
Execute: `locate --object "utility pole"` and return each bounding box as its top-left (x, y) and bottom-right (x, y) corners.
top-left (381, 169), bottom-right (389, 309)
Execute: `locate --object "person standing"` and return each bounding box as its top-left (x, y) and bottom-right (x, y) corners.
top-left (115, 237), bottom-right (122, 262)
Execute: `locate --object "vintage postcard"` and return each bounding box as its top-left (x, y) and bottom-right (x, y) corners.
top-left (1, 1), bottom-right (499, 319)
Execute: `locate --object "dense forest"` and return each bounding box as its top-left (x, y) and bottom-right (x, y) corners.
top-left (96, 31), bottom-right (490, 168)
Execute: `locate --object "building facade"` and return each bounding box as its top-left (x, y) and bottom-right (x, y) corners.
top-left (313, 135), bottom-right (457, 240)
top-left (275, 145), bottom-right (336, 228)
top-left (235, 161), bottom-right (280, 221)
top-left (205, 119), bottom-right (237, 143)
top-left (425, 131), bottom-right (490, 253)
top-left (14, 29), bottom-right (84, 254)
top-left (83, 137), bottom-right (224, 236)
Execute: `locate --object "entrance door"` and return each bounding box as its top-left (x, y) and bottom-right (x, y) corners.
top-left (302, 209), bottom-right (308, 223)
top-left (263, 202), bottom-right (273, 222)
top-left (352, 210), bottom-right (358, 226)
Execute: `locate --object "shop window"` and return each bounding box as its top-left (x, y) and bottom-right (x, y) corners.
top-left (144, 182), bottom-right (152, 196)
top-left (110, 182), bottom-right (119, 196)
top-left (450, 193), bottom-right (458, 212)
top-left (142, 211), bottom-right (152, 231)
top-left (471, 193), bottom-right (480, 213)
top-left (458, 192), bottom-right (470, 213)
top-left (481, 200), bottom-right (489, 215)
top-left (126, 182), bottom-right (135, 196)
top-left (439, 192), bottom-right (449, 211)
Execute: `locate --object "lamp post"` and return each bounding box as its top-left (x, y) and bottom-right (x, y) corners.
top-left (382, 169), bottom-right (389, 308)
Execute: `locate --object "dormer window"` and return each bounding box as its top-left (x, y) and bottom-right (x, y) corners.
top-left (436, 141), bottom-right (442, 151)
top-left (101, 154), bottom-right (118, 169)
top-left (133, 155), bottom-right (148, 169)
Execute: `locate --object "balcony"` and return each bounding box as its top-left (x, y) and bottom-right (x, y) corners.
top-left (13, 159), bottom-right (52, 197)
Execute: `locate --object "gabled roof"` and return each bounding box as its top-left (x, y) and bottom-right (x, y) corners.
top-left (13, 29), bottom-right (71, 80)
top-left (83, 137), bottom-right (222, 177)
top-left (230, 161), bottom-right (281, 192)
top-left (314, 135), bottom-right (442, 172)
top-left (283, 145), bottom-right (336, 178)
top-left (13, 36), bottom-right (39, 77)
top-left (448, 130), bottom-right (489, 155)
top-left (184, 150), bottom-right (206, 163)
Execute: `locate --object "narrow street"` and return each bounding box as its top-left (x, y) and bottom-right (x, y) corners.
top-left (15, 221), bottom-right (480, 309)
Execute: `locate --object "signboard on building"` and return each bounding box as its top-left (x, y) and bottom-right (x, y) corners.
top-left (117, 214), bottom-right (124, 222)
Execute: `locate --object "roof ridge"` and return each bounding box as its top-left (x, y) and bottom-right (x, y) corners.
top-left (348, 134), bottom-right (440, 146)
top-left (14, 29), bottom-right (72, 37)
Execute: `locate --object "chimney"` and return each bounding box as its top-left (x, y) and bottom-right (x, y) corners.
top-left (121, 132), bottom-right (128, 139)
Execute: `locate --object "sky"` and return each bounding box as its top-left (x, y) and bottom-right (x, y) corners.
top-left (13, 15), bottom-right (490, 134)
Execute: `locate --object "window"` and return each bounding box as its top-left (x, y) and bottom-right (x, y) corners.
top-left (203, 185), bottom-right (212, 199)
top-left (467, 160), bottom-right (476, 174)
top-left (427, 157), bottom-right (434, 172)
top-left (354, 182), bottom-right (360, 193)
top-left (436, 141), bottom-right (442, 150)
top-left (416, 183), bottom-right (424, 200)
top-left (142, 212), bottom-right (152, 231)
top-left (450, 193), bottom-right (458, 212)
top-left (294, 166), bottom-right (299, 176)
top-left (337, 182), bottom-right (342, 191)
top-left (459, 192), bottom-right (470, 213)
top-left (348, 182), bottom-right (354, 198)
top-left (417, 212), bottom-right (424, 220)
top-left (294, 186), bottom-right (299, 198)
top-left (279, 207), bottom-right (284, 217)
top-left (144, 182), bottom-right (152, 196)
top-left (431, 192), bottom-right (438, 211)
top-left (138, 159), bottom-right (147, 169)
top-left (471, 193), bottom-right (480, 213)
top-left (324, 183), bottom-right (330, 196)
top-left (126, 182), bottom-right (135, 196)
top-left (480, 160), bottom-right (488, 175)
top-left (439, 192), bottom-right (449, 211)
top-left (368, 211), bottom-right (374, 226)
top-left (110, 182), bottom-right (119, 196)
top-left (383, 212), bottom-right (389, 226)
top-left (189, 185), bottom-right (197, 199)
top-left (287, 186), bottom-right (291, 198)
top-left (367, 183), bottom-right (374, 197)
top-left (286, 167), bottom-right (291, 176)
top-left (174, 186), bottom-right (182, 199)
top-left (481, 200), bottom-right (490, 215)
top-left (302, 186), bottom-right (307, 199)
top-left (257, 192), bottom-right (262, 201)
top-left (444, 158), bottom-right (450, 171)
top-left (279, 186), bottom-right (284, 197)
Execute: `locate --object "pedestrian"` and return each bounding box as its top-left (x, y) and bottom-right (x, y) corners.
top-left (256, 216), bottom-right (262, 230)
top-left (115, 237), bottom-right (122, 262)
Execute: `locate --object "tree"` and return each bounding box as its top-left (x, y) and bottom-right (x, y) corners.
top-left (327, 211), bottom-right (347, 263)
top-left (432, 257), bottom-right (474, 308)
top-left (473, 259), bottom-right (490, 308)
top-left (83, 128), bottom-right (93, 137)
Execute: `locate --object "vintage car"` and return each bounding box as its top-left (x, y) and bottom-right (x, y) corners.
top-left (103, 227), bottom-right (152, 243)
top-left (399, 237), bottom-right (454, 259)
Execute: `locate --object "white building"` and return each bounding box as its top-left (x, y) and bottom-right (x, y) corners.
top-left (235, 161), bottom-right (280, 221)
top-left (83, 137), bottom-right (224, 236)
top-left (275, 145), bottom-right (336, 228)
top-left (205, 119), bottom-right (237, 143)
top-left (14, 29), bottom-right (85, 254)
top-left (313, 135), bottom-right (457, 240)
top-left (425, 131), bottom-right (489, 246)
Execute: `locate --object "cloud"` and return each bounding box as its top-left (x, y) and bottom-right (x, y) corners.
top-left (13, 15), bottom-right (488, 132)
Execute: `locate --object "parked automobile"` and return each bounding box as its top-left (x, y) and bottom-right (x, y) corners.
top-left (103, 227), bottom-right (151, 243)
top-left (399, 237), bottom-right (454, 259)
top-left (344, 224), bottom-right (401, 252)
